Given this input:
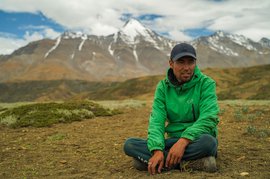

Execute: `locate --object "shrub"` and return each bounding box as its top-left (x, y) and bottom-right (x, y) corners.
top-left (246, 125), bottom-right (270, 138)
top-left (0, 100), bottom-right (120, 128)
top-left (234, 109), bottom-right (243, 121)
top-left (0, 115), bottom-right (17, 126)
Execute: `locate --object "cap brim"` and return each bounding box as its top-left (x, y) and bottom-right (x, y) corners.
top-left (172, 52), bottom-right (196, 61)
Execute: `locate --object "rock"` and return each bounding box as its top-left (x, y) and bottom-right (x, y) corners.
top-left (240, 172), bottom-right (249, 176)
top-left (19, 146), bottom-right (27, 150)
top-left (59, 160), bottom-right (67, 164)
top-left (236, 156), bottom-right (246, 161)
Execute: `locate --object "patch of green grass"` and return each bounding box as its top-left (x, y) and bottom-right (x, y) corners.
top-left (246, 125), bottom-right (270, 138)
top-left (96, 99), bottom-right (146, 110)
top-left (47, 133), bottom-right (66, 141)
top-left (234, 109), bottom-right (244, 121)
top-left (246, 125), bottom-right (257, 134)
top-left (219, 108), bottom-right (226, 115)
top-left (0, 102), bottom-right (36, 109)
top-left (0, 106), bottom-right (8, 113)
top-left (255, 111), bottom-right (263, 117)
top-left (21, 166), bottom-right (39, 178)
top-left (0, 100), bottom-right (120, 128)
top-left (241, 106), bottom-right (249, 113)
top-left (0, 115), bottom-right (17, 126)
top-left (247, 114), bottom-right (256, 121)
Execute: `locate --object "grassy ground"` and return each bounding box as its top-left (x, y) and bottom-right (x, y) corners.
top-left (0, 100), bottom-right (269, 178)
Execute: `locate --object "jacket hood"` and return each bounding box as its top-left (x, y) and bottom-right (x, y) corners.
top-left (165, 65), bottom-right (202, 90)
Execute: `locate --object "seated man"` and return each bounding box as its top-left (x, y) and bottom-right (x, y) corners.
top-left (123, 43), bottom-right (219, 175)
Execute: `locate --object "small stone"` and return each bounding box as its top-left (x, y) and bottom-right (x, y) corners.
top-left (240, 172), bottom-right (249, 176)
top-left (59, 160), bottom-right (67, 164)
top-left (236, 156), bottom-right (246, 161)
top-left (19, 146), bottom-right (27, 150)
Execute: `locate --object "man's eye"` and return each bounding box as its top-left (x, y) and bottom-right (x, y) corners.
top-left (177, 61), bottom-right (184, 64)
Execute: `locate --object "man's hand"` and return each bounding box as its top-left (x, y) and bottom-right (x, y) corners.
top-left (165, 138), bottom-right (190, 168)
top-left (148, 150), bottom-right (164, 175)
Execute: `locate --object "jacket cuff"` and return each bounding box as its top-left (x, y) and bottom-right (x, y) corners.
top-left (181, 133), bottom-right (196, 141)
top-left (148, 146), bottom-right (163, 153)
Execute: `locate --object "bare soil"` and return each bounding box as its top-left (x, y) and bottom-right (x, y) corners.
top-left (0, 101), bottom-right (269, 179)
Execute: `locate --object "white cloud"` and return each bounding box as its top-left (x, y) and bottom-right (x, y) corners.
top-left (89, 23), bottom-right (118, 36)
top-left (0, 0), bottom-right (269, 42)
top-left (235, 28), bottom-right (270, 42)
top-left (168, 30), bottom-right (192, 42)
top-left (0, 37), bottom-right (25, 55)
top-left (23, 31), bottom-right (44, 42)
top-left (0, 32), bottom-right (18, 39)
top-left (0, 28), bottom-right (60, 55)
top-left (42, 28), bottom-right (60, 39)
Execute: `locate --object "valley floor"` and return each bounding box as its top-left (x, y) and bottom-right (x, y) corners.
top-left (0, 100), bottom-right (269, 178)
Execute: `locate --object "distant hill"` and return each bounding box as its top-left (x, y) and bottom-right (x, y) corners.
top-left (74, 64), bottom-right (270, 101)
top-left (0, 64), bottom-right (269, 102)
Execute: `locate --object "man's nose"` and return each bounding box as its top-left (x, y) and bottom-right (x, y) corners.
top-left (183, 63), bottom-right (189, 69)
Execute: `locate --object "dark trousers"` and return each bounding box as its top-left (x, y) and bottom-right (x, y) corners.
top-left (123, 134), bottom-right (218, 165)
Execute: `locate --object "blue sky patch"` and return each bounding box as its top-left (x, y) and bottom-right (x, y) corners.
top-left (138, 14), bottom-right (164, 21)
top-left (120, 13), bottom-right (164, 22)
top-left (184, 28), bottom-right (214, 38)
top-left (120, 13), bottom-right (133, 22)
top-left (0, 10), bottom-right (65, 38)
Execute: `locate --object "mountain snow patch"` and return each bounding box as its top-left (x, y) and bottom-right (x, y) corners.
top-left (44, 36), bottom-right (61, 58)
top-left (208, 35), bottom-right (239, 56)
top-left (119, 19), bottom-right (156, 44)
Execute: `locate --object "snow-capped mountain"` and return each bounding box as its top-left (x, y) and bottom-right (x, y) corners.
top-left (193, 31), bottom-right (270, 68)
top-left (0, 19), bottom-right (269, 82)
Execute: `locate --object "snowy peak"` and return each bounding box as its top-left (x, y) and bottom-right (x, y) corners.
top-left (216, 31), bottom-right (256, 51)
top-left (118, 18), bottom-right (155, 44)
top-left (122, 18), bottom-right (146, 30)
top-left (121, 18), bottom-right (150, 36)
top-left (196, 30), bottom-right (266, 56)
top-left (62, 31), bottom-right (88, 40)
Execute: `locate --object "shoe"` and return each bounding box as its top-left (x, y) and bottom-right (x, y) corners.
top-left (179, 156), bottom-right (217, 173)
top-left (133, 159), bottom-right (148, 171)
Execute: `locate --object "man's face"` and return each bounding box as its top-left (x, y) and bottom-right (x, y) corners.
top-left (169, 56), bottom-right (196, 83)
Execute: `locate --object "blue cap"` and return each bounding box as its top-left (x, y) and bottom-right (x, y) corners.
top-left (170, 43), bottom-right (196, 61)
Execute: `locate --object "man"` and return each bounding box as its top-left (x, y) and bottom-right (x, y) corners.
top-left (123, 43), bottom-right (219, 175)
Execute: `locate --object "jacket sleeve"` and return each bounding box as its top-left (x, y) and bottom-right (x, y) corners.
top-left (147, 81), bottom-right (167, 152)
top-left (181, 79), bottom-right (219, 141)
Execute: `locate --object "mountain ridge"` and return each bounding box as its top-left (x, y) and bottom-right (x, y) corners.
top-left (0, 19), bottom-right (269, 82)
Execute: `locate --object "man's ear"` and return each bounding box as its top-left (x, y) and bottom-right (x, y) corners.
top-left (169, 60), bottom-right (173, 68)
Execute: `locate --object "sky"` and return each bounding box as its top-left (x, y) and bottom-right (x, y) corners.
top-left (0, 0), bottom-right (270, 55)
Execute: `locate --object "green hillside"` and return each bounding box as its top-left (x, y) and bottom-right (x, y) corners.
top-left (0, 64), bottom-right (269, 102)
top-left (0, 80), bottom-right (115, 102)
top-left (79, 64), bottom-right (270, 100)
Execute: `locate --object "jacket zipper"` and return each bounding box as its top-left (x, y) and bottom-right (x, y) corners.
top-left (192, 104), bottom-right (196, 121)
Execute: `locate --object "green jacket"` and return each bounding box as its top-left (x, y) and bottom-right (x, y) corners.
top-left (147, 66), bottom-right (219, 152)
